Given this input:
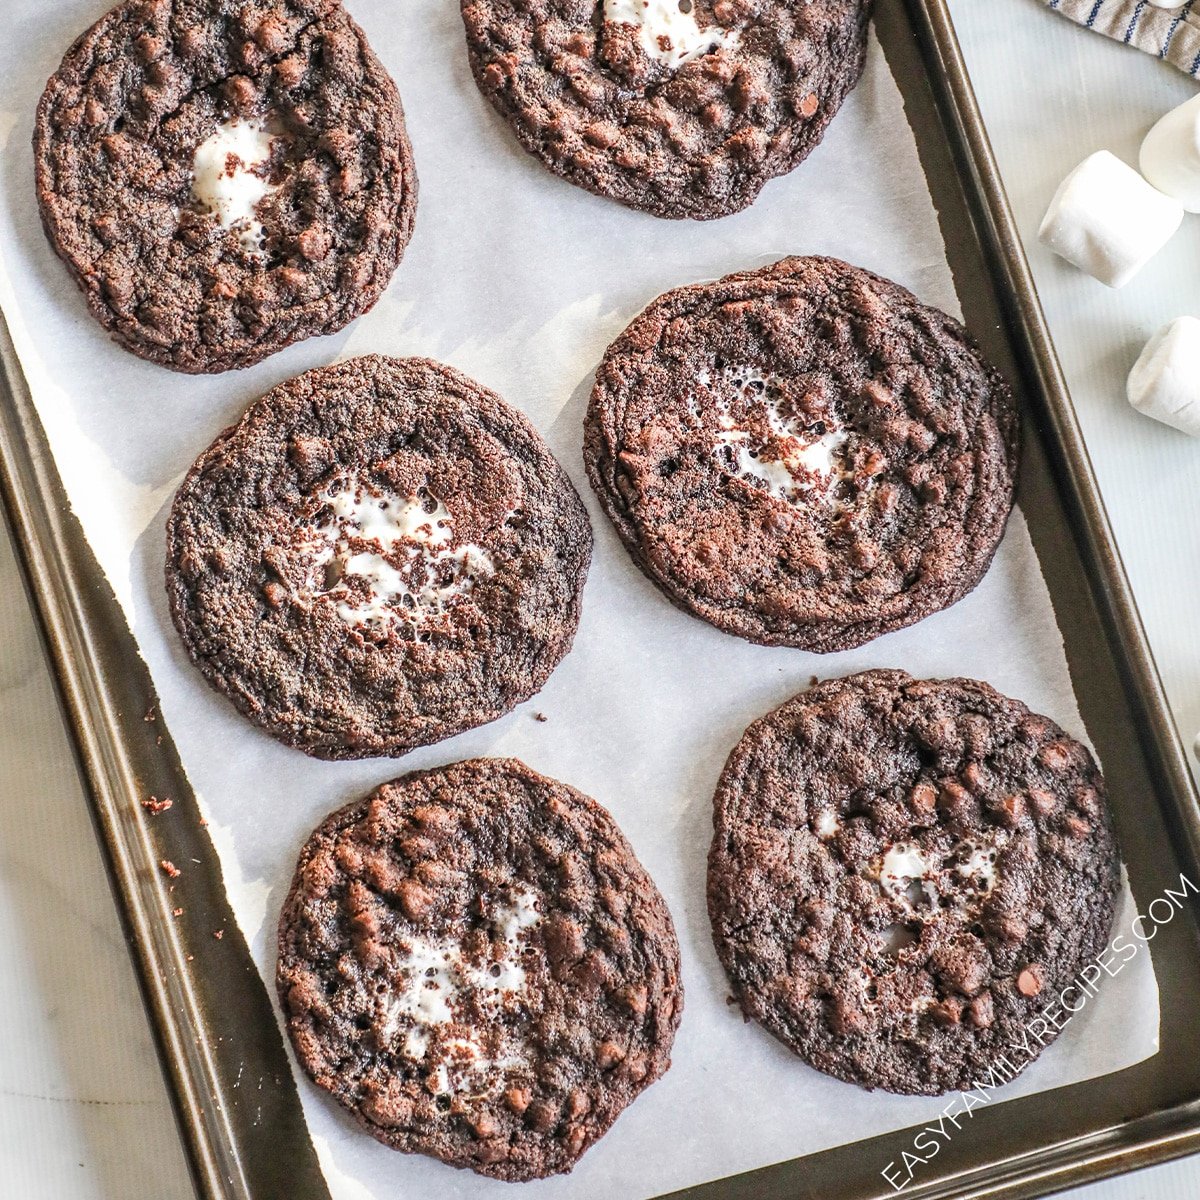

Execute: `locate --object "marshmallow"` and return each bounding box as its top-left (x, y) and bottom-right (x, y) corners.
top-left (1127, 317), bottom-right (1200, 437)
top-left (191, 118), bottom-right (278, 252)
top-left (1141, 94), bottom-right (1200, 212)
top-left (604, 0), bottom-right (739, 68)
top-left (1037, 151), bottom-right (1183, 288)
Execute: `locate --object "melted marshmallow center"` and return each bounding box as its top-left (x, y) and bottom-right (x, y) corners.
top-left (305, 477), bottom-right (495, 633)
top-left (704, 365), bottom-right (851, 504)
top-left (191, 118), bottom-right (279, 253)
top-left (875, 838), bottom-right (1001, 915)
top-left (381, 890), bottom-right (542, 1100)
top-left (604, 0), bottom-right (740, 69)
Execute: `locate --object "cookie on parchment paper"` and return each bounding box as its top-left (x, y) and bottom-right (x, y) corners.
top-left (585, 256), bottom-right (1019, 652)
top-left (461, 0), bottom-right (872, 219)
top-left (35, 0), bottom-right (417, 373)
top-left (166, 355), bottom-right (591, 760)
top-left (707, 669), bottom-right (1120, 1095)
top-left (277, 757), bottom-right (683, 1180)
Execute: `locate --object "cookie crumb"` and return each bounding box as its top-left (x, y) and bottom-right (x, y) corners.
top-left (159, 859), bottom-right (181, 878)
top-left (213, 929), bottom-right (224, 940)
top-left (534, 712), bottom-right (548, 723)
top-left (172, 907), bottom-right (184, 917)
top-left (144, 706), bottom-right (156, 722)
top-left (141, 795), bottom-right (173, 815)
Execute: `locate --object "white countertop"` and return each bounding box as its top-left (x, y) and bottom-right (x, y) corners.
top-left (1, 2), bottom-right (1198, 1197)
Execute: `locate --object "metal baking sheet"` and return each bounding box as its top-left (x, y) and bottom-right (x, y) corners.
top-left (1, 1), bottom-right (1199, 1198)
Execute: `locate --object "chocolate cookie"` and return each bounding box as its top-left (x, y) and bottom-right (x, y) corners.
top-left (461, 0), bottom-right (871, 220)
top-left (166, 356), bottom-right (591, 759)
top-left (35, 0), bottom-right (416, 373)
top-left (707, 670), bottom-right (1119, 1096)
top-left (585, 257), bottom-right (1019, 652)
top-left (277, 757), bottom-right (683, 1180)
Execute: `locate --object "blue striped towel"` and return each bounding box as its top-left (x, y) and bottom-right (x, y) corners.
top-left (1045, 0), bottom-right (1200, 77)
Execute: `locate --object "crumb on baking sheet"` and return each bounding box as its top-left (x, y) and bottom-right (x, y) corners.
top-left (159, 859), bottom-right (181, 878)
top-left (141, 795), bottom-right (173, 815)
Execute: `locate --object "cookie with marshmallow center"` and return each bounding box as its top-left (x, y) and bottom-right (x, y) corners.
top-left (707, 669), bottom-right (1119, 1095)
top-left (277, 757), bottom-right (683, 1180)
top-left (35, 0), bottom-right (417, 373)
top-left (585, 256), bottom-right (1019, 652)
top-left (460, 0), bottom-right (872, 219)
top-left (166, 356), bottom-right (591, 759)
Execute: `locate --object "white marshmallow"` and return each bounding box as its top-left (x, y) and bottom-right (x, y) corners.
top-left (306, 477), bottom-right (495, 630)
top-left (604, 0), bottom-right (739, 69)
top-left (815, 810), bottom-right (840, 839)
top-left (191, 118), bottom-right (278, 252)
top-left (1037, 150), bottom-right (1183, 288)
top-left (710, 364), bottom-right (852, 506)
top-left (1127, 317), bottom-right (1200, 437)
top-left (1141, 94), bottom-right (1200, 212)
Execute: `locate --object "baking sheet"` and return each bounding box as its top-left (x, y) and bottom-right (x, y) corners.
top-left (0, 3), bottom-right (1161, 1199)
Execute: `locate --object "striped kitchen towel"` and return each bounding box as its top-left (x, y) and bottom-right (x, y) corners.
top-left (1044, 0), bottom-right (1200, 77)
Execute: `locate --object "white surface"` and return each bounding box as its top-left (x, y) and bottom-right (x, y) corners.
top-left (1, 3), bottom-right (1199, 1200)
top-left (1037, 150), bottom-right (1183, 287)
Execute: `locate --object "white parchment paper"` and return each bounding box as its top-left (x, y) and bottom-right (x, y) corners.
top-left (0, 3), bottom-right (1160, 1198)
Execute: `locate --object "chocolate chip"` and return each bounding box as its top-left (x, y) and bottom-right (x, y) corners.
top-left (910, 782), bottom-right (937, 813)
top-left (994, 791), bottom-right (1025, 826)
top-left (1016, 966), bottom-right (1043, 997)
top-left (1027, 787), bottom-right (1057, 815)
top-left (1064, 814), bottom-right (1091, 839)
top-left (931, 996), bottom-right (963, 1026)
top-left (1037, 742), bottom-right (1072, 772)
top-left (596, 1041), bottom-right (625, 1069)
top-left (966, 992), bottom-right (994, 1029)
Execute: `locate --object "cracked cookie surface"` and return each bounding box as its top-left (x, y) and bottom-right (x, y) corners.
top-left (707, 669), bottom-right (1119, 1095)
top-left (35, 0), bottom-right (416, 373)
top-left (461, 0), bottom-right (872, 219)
top-left (166, 355), bottom-right (591, 759)
top-left (277, 757), bottom-right (683, 1179)
top-left (584, 257), bottom-right (1019, 652)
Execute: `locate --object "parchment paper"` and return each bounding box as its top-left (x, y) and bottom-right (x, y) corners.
top-left (0, 3), bottom-right (1161, 1198)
